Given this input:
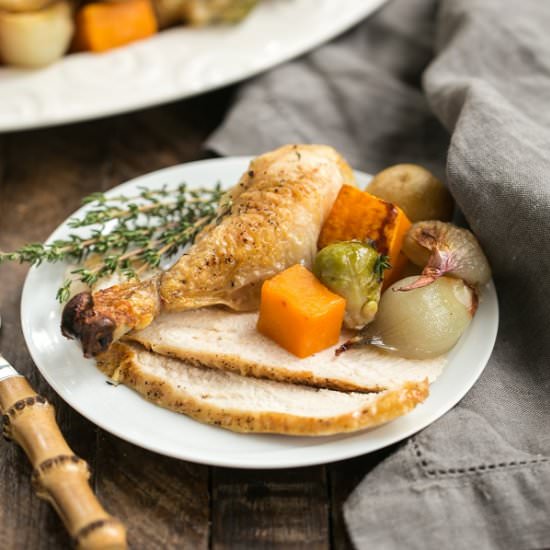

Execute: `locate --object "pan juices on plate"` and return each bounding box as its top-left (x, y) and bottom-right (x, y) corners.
top-left (63, 144), bottom-right (490, 436)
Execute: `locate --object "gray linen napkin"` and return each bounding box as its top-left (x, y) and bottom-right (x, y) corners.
top-left (206, 0), bottom-right (550, 548)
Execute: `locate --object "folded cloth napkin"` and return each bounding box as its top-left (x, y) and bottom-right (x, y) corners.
top-left (206, 0), bottom-right (550, 547)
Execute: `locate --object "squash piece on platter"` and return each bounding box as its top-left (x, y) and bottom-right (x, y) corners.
top-left (257, 264), bottom-right (346, 359)
top-left (318, 185), bottom-right (411, 288)
top-left (74, 0), bottom-right (158, 53)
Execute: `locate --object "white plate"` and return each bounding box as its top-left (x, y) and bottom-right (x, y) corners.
top-left (21, 157), bottom-right (498, 469)
top-left (0, 0), bottom-right (387, 132)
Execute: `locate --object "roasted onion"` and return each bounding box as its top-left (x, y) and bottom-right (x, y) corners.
top-left (0, 1), bottom-right (74, 68)
top-left (400, 221), bottom-right (491, 291)
top-left (337, 276), bottom-right (476, 359)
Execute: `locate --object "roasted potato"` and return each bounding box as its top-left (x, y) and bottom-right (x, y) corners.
top-left (367, 164), bottom-right (454, 222)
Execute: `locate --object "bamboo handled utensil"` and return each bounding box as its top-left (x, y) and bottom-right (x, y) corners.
top-left (0, 323), bottom-right (127, 549)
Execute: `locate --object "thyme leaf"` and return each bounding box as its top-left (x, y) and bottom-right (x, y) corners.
top-left (0, 183), bottom-right (225, 302)
top-left (374, 254), bottom-right (391, 282)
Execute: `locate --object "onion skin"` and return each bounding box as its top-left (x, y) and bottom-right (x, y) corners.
top-left (400, 221), bottom-right (491, 291)
top-left (337, 276), bottom-right (476, 359)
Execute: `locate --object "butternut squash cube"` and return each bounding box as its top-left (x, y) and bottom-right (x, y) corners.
top-left (257, 265), bottom-right (346, 358)
top-left (74, 0), bottom-right (157, 53)
top-left (318, 185), bottom-right (412, 287)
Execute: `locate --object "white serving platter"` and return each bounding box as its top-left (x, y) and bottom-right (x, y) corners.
top-left (0, 0), bottom-right (387, 132)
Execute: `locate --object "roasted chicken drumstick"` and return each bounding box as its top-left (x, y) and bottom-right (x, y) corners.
top-left (62, 144), bottom-right (355, 357)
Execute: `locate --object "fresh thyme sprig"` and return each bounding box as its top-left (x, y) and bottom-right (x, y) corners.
top-left (0, 183), bottom-right (227, 303)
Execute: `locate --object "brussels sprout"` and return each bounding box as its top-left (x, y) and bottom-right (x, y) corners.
top-left (313, 241), bottom-right (390, 330)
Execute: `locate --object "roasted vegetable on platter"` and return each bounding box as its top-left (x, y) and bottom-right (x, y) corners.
top-left (313, 241), bottom-right (389, 330)
top-left (400, 220), bottom-right (492, 291)
top-left (257, 264), bottom-right (346, 358)
top-left (315, 166), bottom-right (489, 360)
top-left (73, 0), bottom-right (158, 53)
top-left (0, 0), bottom-right (260, 68)
top-left (337, 276), bottom-right (477, 359)
top-left (318, 184), bottom-right (411, 287)
top-left (367, 164), bottom-right (454, 222)
top-left (0, 0), bottom-right (74, 68)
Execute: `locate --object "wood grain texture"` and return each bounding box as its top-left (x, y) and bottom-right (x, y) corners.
top-left (94, 433), bottom-right (209, 549)
top-left (0, 90), bottom-right (385, 549)
top-left (212, 467), bottom-right (330, 550)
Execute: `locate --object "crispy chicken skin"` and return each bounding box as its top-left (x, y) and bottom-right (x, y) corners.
top-left (62, 144), bottom-right (355, 357)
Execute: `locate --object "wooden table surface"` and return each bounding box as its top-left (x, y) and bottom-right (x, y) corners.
top-left (0, 92), bottom-right (391, 549)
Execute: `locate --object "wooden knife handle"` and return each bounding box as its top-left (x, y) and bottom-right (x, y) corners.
top-left (0, 376), bottom-right (127, 550)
